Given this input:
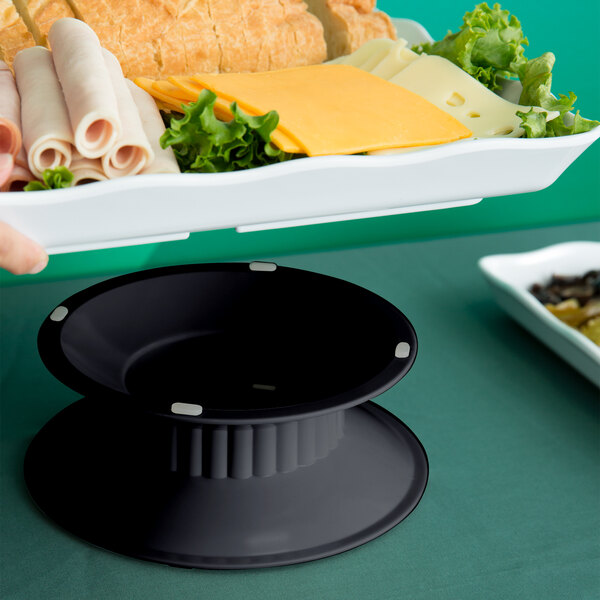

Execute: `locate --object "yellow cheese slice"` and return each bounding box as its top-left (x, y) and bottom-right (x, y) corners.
top-left (158, 78), bottom-right (233, 122)
top-left (134, 77), bottom-right (189, 113)
top-left (167, 76), bottom-right (303, 154)
top-left (134, 77), bottom-right (232, 121)
top-left (152, 80), bottom-right (198, 103)
top-left (191, 64), bottom-right (472, 156)
top-left (135, 76), bottom-right (303, 154)
top-left (166, 77), bottom-right (305, 154)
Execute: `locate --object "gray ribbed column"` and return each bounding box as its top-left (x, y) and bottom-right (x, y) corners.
top-left (230, 426), bottom-right (253, 479)
top-left (169, 409), bottom-right (346, 479)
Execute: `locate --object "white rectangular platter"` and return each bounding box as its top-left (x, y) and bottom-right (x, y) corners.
top-left (0, 19), bottom-right (599, 255)
top-left (479, 241), bottom-right (600, 387)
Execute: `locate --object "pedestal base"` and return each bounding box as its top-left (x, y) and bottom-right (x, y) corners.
top-left (25, 398), bottom-right (428, 569)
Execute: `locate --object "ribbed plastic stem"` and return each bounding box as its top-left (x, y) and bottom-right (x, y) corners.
top-left (168, 410), bottom-right (346, 479)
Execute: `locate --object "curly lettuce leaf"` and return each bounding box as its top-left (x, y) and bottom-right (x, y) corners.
top-left (518, 53), bottom-right (599, 137)
top-left (516, 108), bottom-right (547, 138)
top-left (24, 166), bottom-right (74, 191)
top-left (160, 90), bottom-right (294, 172)
top-left (414, 2), bottom-right (528, 91)
top-left (518, 53), bottom-right (574, 112)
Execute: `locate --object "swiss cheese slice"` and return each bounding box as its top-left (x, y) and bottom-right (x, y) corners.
top-left (389, 55), bottom-right (557, 138)
top-left (191, 64), bottom-right (472, 156)
top-left (329, 38), bottom-right (419, 80)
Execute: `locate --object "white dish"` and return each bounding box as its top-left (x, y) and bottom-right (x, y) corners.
top-left (0, 19), bottom-right (599, 255)
top-left (478, 241), bottom-right (600, 386)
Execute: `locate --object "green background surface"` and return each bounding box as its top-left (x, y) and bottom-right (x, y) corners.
top-left (1, 0), bottom-right (598, 286)
top-left (1, 222), bottom-right (599, 599)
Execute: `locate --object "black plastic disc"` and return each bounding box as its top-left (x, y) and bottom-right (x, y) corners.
top-left (24, 399), bottom-right (428, 569)
top-left (36, 263), bottom-right (417, 423)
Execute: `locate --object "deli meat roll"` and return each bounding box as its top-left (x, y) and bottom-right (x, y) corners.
top-left (126, 80), bottom-right (180, 175)
top-left (0, 163), bottom-right (35, 192)
top-left (13, 46), bottom-right (73, 178)
top-left (70, 150), bottom-right (107, 186)
top-left (0, 144), bottom-right (34, 192)
top-left (0, 61), bottom-right (22, 158)
top-left (101, 50), bottom-right (153, 178)
top-left (48, 18), bottom-right (120, 158)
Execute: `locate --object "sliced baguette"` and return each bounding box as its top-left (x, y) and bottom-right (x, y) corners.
top-left (67, 0), bottom-right (326, 78)
top-left (0, 0), bottom-right (35, 66)
top-left (303, 0), bottom-right (396, 60)
top-left (204, 0), bottom-right (326, 74)
top-left (66, 0), bottom-right (177, 79)
top-left (13, 0), bottom-right (75, 46)
top-left (156, 1), bottom-right (221, 76)
top-left (3, 0), bottom-right (328, 78)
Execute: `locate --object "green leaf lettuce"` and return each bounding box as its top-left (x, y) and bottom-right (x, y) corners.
top-left (518, 52), bottom-right (599, 137)
top-left (160, 90), bottom-right (295, 173)
top-left (24, 166), bottom-right (74, 191)
top-left (414, 2), bottom-right (528, 91)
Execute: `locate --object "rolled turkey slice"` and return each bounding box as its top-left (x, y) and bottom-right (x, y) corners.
top-left (126, 80), bottom-right (180, 175)
top-left (0, 61), bottom-right (22, 158)
top-left (48, 18), bottom-right (120, 158)
top-left (15, 142), bottom-right (28, 169)
top-left (101, 50), bottom-right (153, 178)
top-left (70, 149), bottom-right (107, 186)
top-left (13, 46), bottom-right (73, 179)
top-left (1, 163), bottom-right (34, 192)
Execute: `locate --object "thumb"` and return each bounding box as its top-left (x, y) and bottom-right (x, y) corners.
top-left (0, 221), bottom-right (49, 275)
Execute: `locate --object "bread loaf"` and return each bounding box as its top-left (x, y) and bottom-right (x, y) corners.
top-left (2, 0), bottom-right (394, 76)
top-left (0, 0), bottom-right (35, 64)
top-left (13, 0), bottom-right (75, 45)
top-left (303, 0), bottom-right (396, 59)
top-left (70, 0), bottom-right (327, 78)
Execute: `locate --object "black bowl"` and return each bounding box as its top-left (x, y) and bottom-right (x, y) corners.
top-left (38, 262), bottom-right (417, 423)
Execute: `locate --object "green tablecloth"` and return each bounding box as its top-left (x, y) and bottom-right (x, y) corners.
top-left (1, 222), bottom-right (599, 599)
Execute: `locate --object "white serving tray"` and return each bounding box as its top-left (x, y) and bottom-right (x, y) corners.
top-left (479, 242), bottom-right (600, 386)
top-left (1, 19), bottom-right (599, 255)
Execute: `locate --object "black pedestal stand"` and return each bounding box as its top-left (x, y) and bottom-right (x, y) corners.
top-left (25, 263), bottom-right (428, 569)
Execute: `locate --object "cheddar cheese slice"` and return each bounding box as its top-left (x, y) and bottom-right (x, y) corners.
top-left (191, 64), bottom-right (472, 156)
top-left (134, 77), bottom-right (189, 113)
top-left (167, 76), bottom-right (303, 154)
top-left (134, 76), bottom-right (303, 154)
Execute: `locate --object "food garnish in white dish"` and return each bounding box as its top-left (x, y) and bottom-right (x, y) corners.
top-left (530, 271), bottom-right (600, 346)
top-left (1, 3), bottom-right (598, 187)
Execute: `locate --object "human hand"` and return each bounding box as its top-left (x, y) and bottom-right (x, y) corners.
top-left (0, 153), bottom-right (49, 275)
